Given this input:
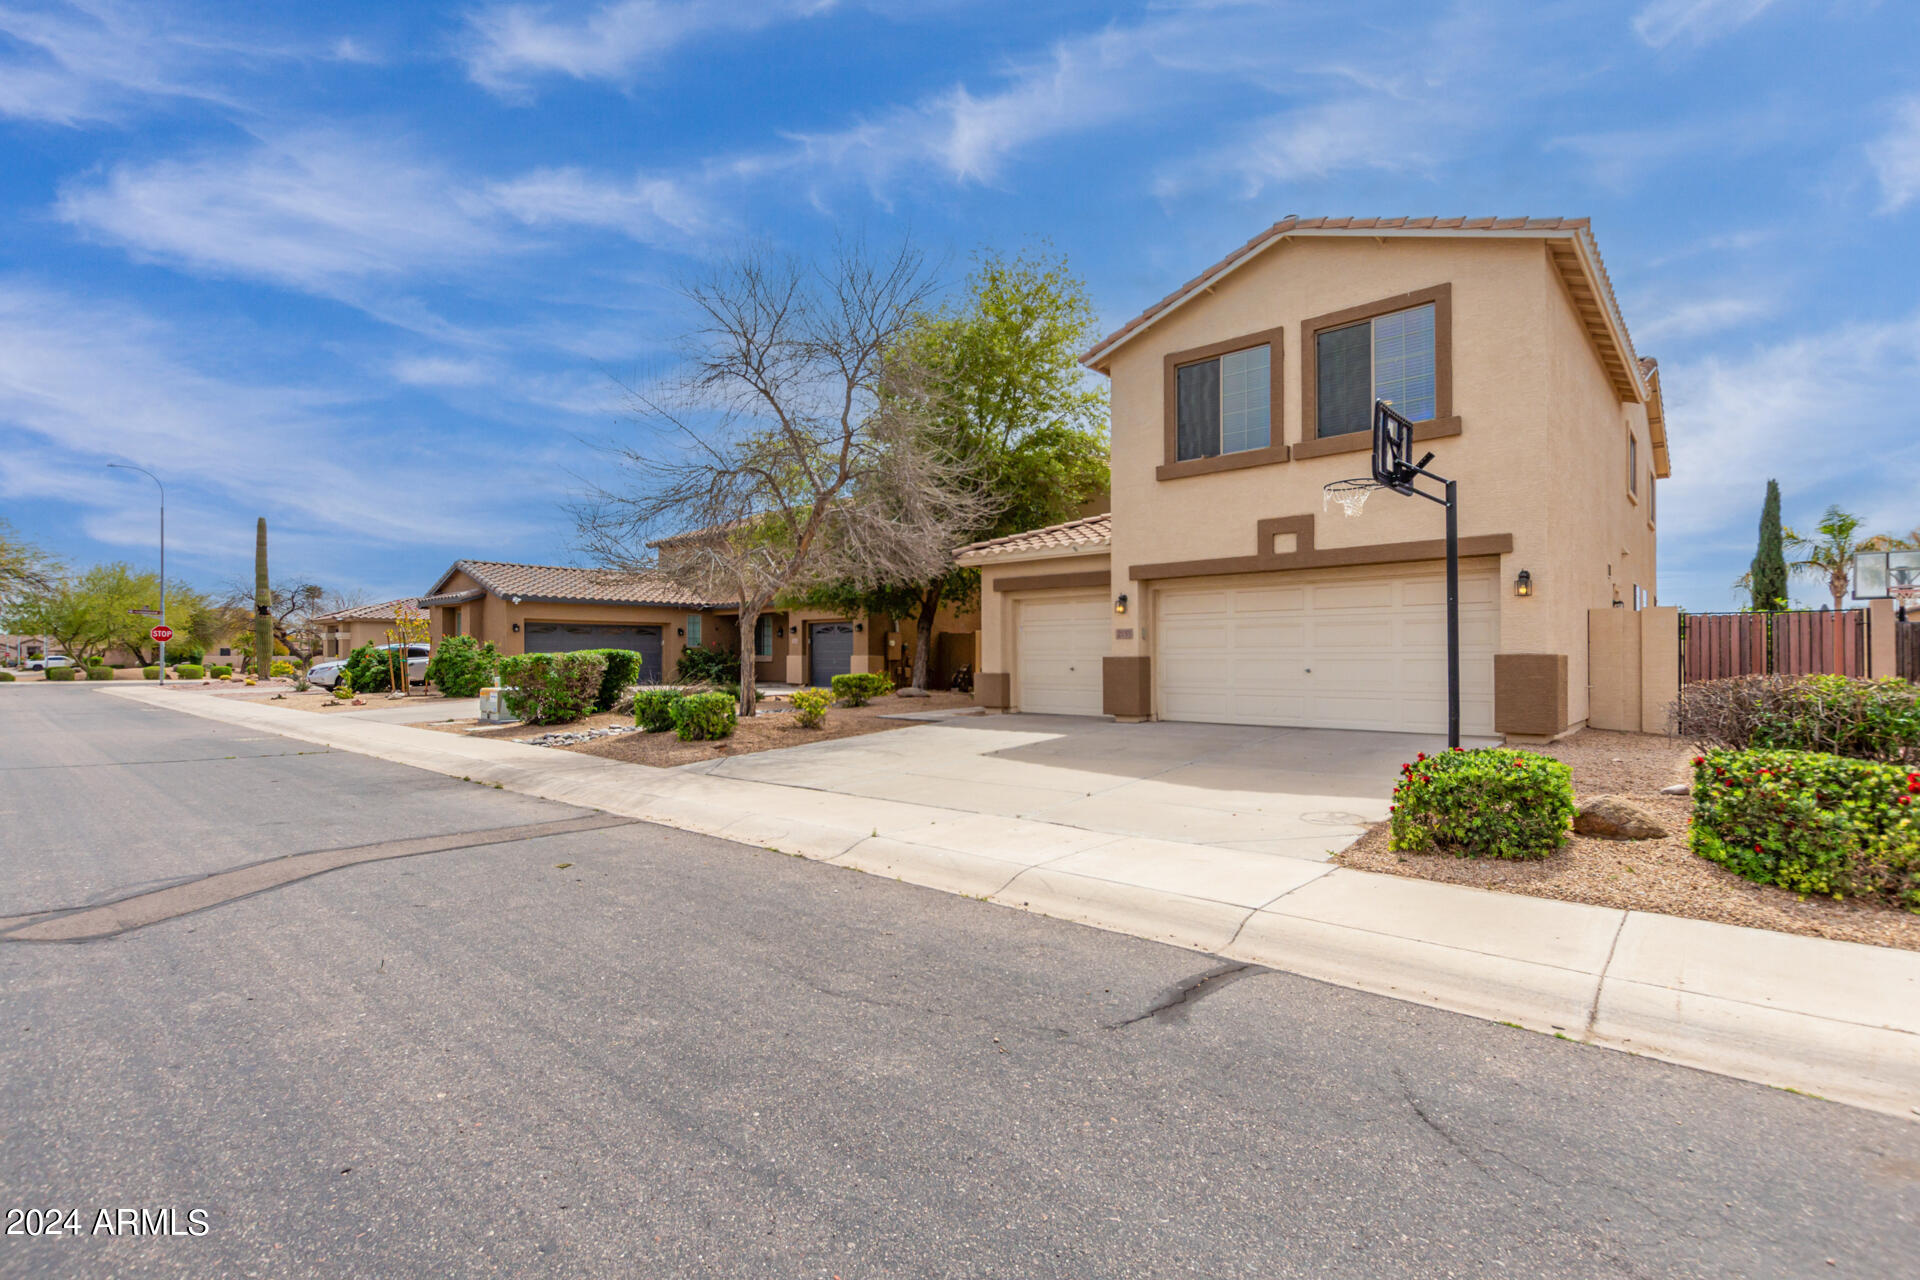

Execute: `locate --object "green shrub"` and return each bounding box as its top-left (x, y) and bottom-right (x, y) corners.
top-left (584, 648), bottom-right (644, 711)
top-left (633, 689), bottom-right (684, 732)
top-left (332, 675), bottom-right (353, 700)
top-left (669, 690), bottom-right (737, 741)
top-left (424, 635), bottom-right (500, 698)
top-left (44, 666), bottom-right (77, 681)
top-left (789, 687), bottom-right (832, 728)
top-left (86, 664), bottom-right (116, 681)
top-left (175, 664), bottom-right (205, 679)
top-left (270, 660), bottom-right (295, 678)
top-left (1389, 747), bottom-right (1576, 861)
top-left (497, 652), bottom-right (607, 725)
top-left (830, 672), bottom-right (893, 706)
top-left (342, 644), bottom-right (399, 694)
top-left (208, 664), bottom-right (233, 679)
top-left (84, 655), bottom-right (103, 665)
top-left (1690, 748), bottom-right (1919, 908)
top-left (675, 643), bottom-right (734, 685)
top-left (142, 665), bottom-right (161, 680)
top-left (1678, 675), bottom-right (1920, 765)
top-left (0, 670), bottom-right (13, 682)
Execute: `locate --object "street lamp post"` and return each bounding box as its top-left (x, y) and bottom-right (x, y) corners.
top-left (107, 464), bottom-right (165, 684)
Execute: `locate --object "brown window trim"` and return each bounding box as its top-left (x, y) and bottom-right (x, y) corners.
top-left (1648, 471), bottom-right (1656, 530)
top-left (1158, 324), bottom-right (1286, 481)
top-left (1626, 428), bottom-right (1640, 504)
top-left (1130, 512), bottom-right (1514, 582)
top-left (1300, 282), bottom-right (1453, 446)
top-left (1291, 415), bottom-right (1461, 460)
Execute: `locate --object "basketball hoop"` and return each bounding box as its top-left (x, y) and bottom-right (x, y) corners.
top-left (1894, 583), bottom-right (1919, 619)
top-left (1323, 477), bottom-right (1382, 517)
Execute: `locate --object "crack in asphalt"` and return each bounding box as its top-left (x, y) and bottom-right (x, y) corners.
top-left (1108, 962), bottom-right (1267, 1029)
top-left (0, 749), bottom-right (334, 772)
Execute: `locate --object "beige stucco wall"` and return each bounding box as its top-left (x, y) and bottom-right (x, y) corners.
top-left (1589, 605), bottom-right (1678, 734)
top-left (1086, 234), bottom-right (1657, 728)
top-left (424, 568), bottom-right (718, 679)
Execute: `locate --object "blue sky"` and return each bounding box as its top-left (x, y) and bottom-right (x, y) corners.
top-left (1, 0), bottom-right (1916, 610)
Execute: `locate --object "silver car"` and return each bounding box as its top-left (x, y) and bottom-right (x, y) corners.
top-left (308, 643), bottom-right (430, 690)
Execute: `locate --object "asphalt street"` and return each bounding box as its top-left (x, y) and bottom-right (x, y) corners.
top-left (3, 686), bottom-right (1917, 1278)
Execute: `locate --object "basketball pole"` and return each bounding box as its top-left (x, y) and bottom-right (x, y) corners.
top-left (1444, 479), bottom-right (1459, 750)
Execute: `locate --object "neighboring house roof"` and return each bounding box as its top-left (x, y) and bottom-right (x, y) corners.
top-left (311, 597), bottom-right (424, 624)
top-left (648, 518), bottom-right (753, 547)
top-left (955, 514), bottom-right (1111, 564)
top-left (1079, 217), bottom-right (1657, 442)
top-left (419, 560), bottom-right (722, 608)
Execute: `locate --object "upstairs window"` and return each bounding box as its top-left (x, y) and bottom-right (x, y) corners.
top-left (1315, 302), bottom-right (1436, 437)
top-left (1176, 343), bottom-right (1271, 461)
top-left (1628, 433), bottom-right (1639, 498)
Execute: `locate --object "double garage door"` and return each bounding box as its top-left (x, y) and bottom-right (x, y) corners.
top-left (1010, 563), bottom-right (1496, 734)
top-left (523, 623), bottom-right (665, 684)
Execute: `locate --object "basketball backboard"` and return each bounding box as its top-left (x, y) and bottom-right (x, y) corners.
top-left (1853, 549), bottom-right (1920, 599)
top-left (1372, 401), bottom-right (1418, 495)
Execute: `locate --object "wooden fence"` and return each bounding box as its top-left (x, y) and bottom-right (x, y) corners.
top-left (1680, 610), bottom-right (1867, 684)
top-left (1898, 619), bottom-right (1920, 681)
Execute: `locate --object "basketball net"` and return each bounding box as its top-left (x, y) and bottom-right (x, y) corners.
top-left (1323, 478), bottom-right (1381, 517)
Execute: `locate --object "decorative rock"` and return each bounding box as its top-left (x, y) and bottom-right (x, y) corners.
top-left (1574, 795), bottom-right (1669, 840)
top-left (895, 686), bottom-right (931, 699)
top-left (522, 724), bottom-right (643, 748)
top-left (1659, 782), bottom-right (1690, 796)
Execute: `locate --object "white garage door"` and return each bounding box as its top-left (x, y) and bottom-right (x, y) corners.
top-left (1156, 563), bottom-right (1498, 734)
top-left (1016, 594), bottom-right (1108, 716)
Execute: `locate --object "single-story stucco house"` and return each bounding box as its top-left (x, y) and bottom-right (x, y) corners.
top-left (417, 559), bottom-right (978, 688)
top-left (312, 598), bottom-right (426, 659)
top-left (959, 216), bottom-right (1676, 740)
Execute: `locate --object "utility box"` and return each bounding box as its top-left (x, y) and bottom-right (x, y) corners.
top-left (478, 687), bottom-right (516, 724)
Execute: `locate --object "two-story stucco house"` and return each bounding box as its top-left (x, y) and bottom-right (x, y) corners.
top-left (958, 217), bottom-right (1673, 740)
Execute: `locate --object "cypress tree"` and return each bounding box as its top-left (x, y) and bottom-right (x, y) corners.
top-left (1750, 480), bottom-right (1787, 612)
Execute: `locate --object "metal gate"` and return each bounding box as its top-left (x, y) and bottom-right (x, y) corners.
top-left (1680, 610), bottom-right (1867, 684)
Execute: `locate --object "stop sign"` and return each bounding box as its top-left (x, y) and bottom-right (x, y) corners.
top-left (150, 624), bottom-right (174, 643)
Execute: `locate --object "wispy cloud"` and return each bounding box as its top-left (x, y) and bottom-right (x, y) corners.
top-left (1631, 0), bottom-right (1784, 49)
top-left (0, 0), bottom-right (238, 124)
top-left (1868, 97), bottom-right (1920, 213)
top-left (486, 166), bottom-right (712, 240)
top-left (1636, 294), bottom-right (1776, 342)
top-left (460, 0), bottom-right (836, 97)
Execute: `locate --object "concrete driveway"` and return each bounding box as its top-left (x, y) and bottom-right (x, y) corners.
top-left (688, 714), bottom-right (1500, 861)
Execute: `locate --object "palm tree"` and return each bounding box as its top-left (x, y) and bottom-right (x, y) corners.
top-left (1786, 506), bottom-right (1869, 673)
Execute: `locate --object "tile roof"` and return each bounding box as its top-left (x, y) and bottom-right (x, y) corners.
top-left (1080, 217), bottom-right (1640, 393)
top-left (955, 513), bottom-right (1110, 561)
top-left (421, 560), bottom-right (721, 608)
top-left (312, 597), bottom-right (423, 624)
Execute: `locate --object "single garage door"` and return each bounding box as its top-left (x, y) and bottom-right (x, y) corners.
top-left (1015, 594), bottom-right (1108, 716)
top-left (1155, 564), bottom-right (1497, 734)
top-left (523, 622), bottom-right (665, 684)
top-left (809, 621), bottom-right (856, 686)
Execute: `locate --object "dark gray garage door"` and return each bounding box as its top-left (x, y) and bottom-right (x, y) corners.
top-left (809, 622), bottom-right (855, 686)
top-left (523, 623), bottom-right (665, 684)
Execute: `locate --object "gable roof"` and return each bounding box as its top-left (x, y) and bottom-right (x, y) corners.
top-left (1080, 216), bottom-right (1652, 407)
top-left (419, 560), bottom-right (721, 608)
top-left (311, 597), bottom-right (423, 624)
top-left (955, 513), bottom-right (1111, 564)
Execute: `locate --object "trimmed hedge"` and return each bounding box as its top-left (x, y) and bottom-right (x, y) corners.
top-left (1389, 747), bottom-right (1577, 861)
top-left (175, 664), bottom-right (205, 680)
top-left (1678, 674), bottom-right (1919, 765)
top-left (208, 664), bottom-right (233, 679)
top-left (86, 664), bottom-right (116, 681)
top-left (0, 670), bottom-right (13, 681)
top-left (789, 687), bottom-right (832, 728)
top-left (44, 666), bottom-right (77, 681)
top-left (831, 672), bottom-right (894, 707)
top-left (142, 666), bottom-right (161, 680)
top-left (424, 635), bottom-right (500, 698)
top-left (633, 689), bottom-right (683, 732)
top-left (669, 690), bottom-right (737, 741)
top-left (585, 648), bottom-right (644, 712)
top-left (1691, 748), bottom-right (1919, 909)
top-left (497, 652), bottom-right (606, 725)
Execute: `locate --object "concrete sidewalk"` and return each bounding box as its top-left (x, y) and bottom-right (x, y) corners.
top-left (104, 684), bottom-right (1920, 1119)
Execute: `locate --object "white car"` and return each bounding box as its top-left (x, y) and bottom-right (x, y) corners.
top-left (26, 655), bottom-right (73, 671)
top-left (308, 643), bottom-right (430, 690)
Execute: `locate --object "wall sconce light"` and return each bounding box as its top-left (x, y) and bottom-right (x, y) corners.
top-left (677, 627), bottom-right (685, 636)
top-left (854, 622), bottom-right (863, 632)
top-left (1514, 570), bottom-right (1532, 598)
top-left (1114, 593), bottom-right (1129, 615)
top-left (511, 622), bottom-right (520, 633)
top-left (789, 625), bottom-right (798, 636)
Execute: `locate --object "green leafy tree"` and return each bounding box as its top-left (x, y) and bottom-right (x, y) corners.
top-left (6, 563), bottom-right (201, 663)
top-left (1749, 479), bottom-right (1788, 612)
top-left (801, 248), bottom-right (1110, 688)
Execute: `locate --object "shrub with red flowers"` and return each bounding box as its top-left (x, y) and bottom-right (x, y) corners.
top-left (1690, 748), bottom-right (1920, 910)
top-left (1389, 748), bottom-right (1576, 861)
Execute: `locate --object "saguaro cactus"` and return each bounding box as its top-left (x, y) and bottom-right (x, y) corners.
top-left (254, 518), bottom-right (273, 677)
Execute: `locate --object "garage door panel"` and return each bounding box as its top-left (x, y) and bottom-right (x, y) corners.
top-left (1156, 566), bottom-right (1497, 735)
top-left (1015, 596), bottom-right (1106, 716)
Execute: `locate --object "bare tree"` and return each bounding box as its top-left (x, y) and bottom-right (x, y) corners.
top-left (222, 579), bottom-right (331, 674)
top-left (576, 240), bottom-right (986, 716)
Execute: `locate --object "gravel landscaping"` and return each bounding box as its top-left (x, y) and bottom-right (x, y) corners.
top-left (1336, 728), bottom-right (1920, 951)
